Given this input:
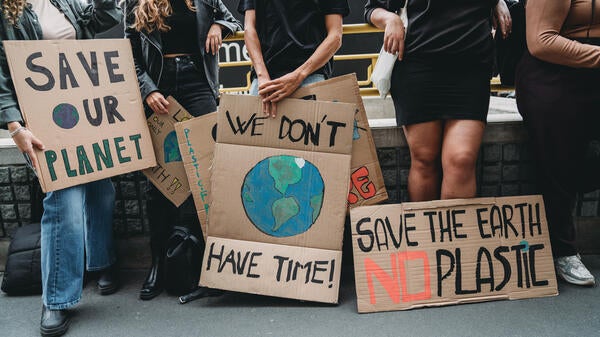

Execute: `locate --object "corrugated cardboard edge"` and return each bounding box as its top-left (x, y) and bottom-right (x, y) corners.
top-left (356, 291), bottom-right (559, 313)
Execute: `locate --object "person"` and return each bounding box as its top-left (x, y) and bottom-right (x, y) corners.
top-left (125, 0), bottom-right (242, 300)
top-left (0, 0), bottom-right (122, 335)
top-left (515, 0), bottom-right (599, 286)
top-left (239, 0), bottom-right (349, 117)
top-left (364, 0), bottom-right (511, 202)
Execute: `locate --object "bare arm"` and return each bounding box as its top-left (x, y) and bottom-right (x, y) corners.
top-left (244, 10), bottom-right (269, 85)
top-left (243, 10), bottom-right (276, 116)
top-left (258, 14), bottom-right (344, 103)
top-left (369, 8), bottom-right (405, 59)
top-left (526, 0), bottom-right (600, 68)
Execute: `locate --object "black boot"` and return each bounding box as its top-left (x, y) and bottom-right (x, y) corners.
top-left (40, 305), bottom-right (70, 337)
top-left (139, 246), bottom-right (164, 300)
top-left (141, 186), bottom-right (175, 300)
top-left (97, 264), bottom-right (120, 295)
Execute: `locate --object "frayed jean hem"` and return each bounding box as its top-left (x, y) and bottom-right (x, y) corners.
top-left (44, 297), bottom-right (80, 310)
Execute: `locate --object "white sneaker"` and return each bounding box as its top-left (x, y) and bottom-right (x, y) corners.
top-left (555, 254), bottom-right (596, 286)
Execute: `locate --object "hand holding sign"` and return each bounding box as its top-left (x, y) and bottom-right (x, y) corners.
top-left (3, 39), bottom-right (156, 192)
top-left (259, 71), bottom-right (304, 105)
top-left (146, 91), bottom-right (170, 115)
top-left (8, 121), bottom-right (45, 171)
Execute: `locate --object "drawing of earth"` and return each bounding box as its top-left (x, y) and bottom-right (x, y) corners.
top-left (241, 155), bottom-right (324, 237)
top-left (163, 131), bottom-right (182, 163)
top-left (52, 103), bottom-right (79, 129)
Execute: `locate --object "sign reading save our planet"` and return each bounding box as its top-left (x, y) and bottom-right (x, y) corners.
top-left (3, 39), bottom-right (155, 191)
top-left (200, 94), bottom-right (356, 303)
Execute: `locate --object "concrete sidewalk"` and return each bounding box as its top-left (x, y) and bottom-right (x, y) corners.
top-left (1, 255), bottom-right (600, 337)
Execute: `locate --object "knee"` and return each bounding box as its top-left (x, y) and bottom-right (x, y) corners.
top-left (410, 148), bottom-right (440, 173)
top-left (444, 151), bottom-right (477, 176)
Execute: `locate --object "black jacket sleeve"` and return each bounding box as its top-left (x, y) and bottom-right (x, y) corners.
top-left (364, 0), bottom-right (405, 25)
top-left (0, 25), bottom-right (22, 129)
top-left (124, 0), bottom-right (159, 101)
top-left (71, 0), bottom-right (123, 37)
top-left (214, 0), bottom-right (243, 39)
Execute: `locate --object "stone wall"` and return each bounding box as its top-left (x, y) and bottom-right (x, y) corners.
top-left (1, 122), bottom-right (599, 240)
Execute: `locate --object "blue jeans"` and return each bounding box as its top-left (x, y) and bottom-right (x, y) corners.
top-left (41, 179), bottom-right (116, 309)
top-left (249, 73), bottom-right (326, 95)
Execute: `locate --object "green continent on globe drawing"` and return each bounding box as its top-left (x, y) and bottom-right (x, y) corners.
top-left (241, 155), bottom-right (325, 237)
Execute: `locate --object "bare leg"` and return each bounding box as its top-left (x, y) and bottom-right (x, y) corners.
top-left (403, 121), bottom-right (443, 201)
top-left (440, 120), bottom-right (485, 199)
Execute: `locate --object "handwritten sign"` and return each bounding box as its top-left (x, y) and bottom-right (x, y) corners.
top-left (3, 39), bottom-right (155, 191)
top-left (200, 94), bottom-right (356, 303)
top-left (350, 196), bottom-right (558, 313)
top-left (143, 96), bottom-right (193, 206)
top-left (174, 112), bottom-right (217, 237)
top-left (293, 74), bottom-right (388, 208)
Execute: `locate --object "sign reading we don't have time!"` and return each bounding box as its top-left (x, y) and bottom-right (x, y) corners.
top-left (4, 39), bottom-right (155, 192)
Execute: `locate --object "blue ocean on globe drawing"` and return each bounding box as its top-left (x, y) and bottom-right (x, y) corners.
top-left (241, 155), bottom-right (324, 237)
top-left (52, 103), bottom-right (79, 129)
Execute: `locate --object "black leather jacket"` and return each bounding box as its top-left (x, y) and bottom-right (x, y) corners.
top-left (125, 0), bottom-right (242, 101)
top-left (0, 0), bottom-right (123, 129)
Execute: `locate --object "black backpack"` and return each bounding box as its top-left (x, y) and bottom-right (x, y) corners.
top-left (1, 177), bottom-right (44, 295)
top-left (163, 226), bottom-right (204, 296)
top-left (1, 223), bottom-right (42, 295)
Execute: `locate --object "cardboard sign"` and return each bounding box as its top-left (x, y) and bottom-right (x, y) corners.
top-left (3, 39), bottom-right (155, 192)
top-left (293, 74), bottom-right (388, 208)
top-left (200, 94), bottom-right (356, 303)
top-left (174, 112), bottom-right (217, 237)
top-left (350, 196), bottom-right (558, 313)
top-left (143, 96), bottom-right (194, 207)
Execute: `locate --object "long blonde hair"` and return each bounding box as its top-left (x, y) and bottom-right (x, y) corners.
top-left (2, 0), bottom-right (27, 26)
top-left (132, 0), bottom-right (196, 33)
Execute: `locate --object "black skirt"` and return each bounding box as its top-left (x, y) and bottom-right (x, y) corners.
top-left (390, 57), bottom-right (491, 126)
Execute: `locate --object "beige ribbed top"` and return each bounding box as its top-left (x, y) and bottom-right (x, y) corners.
top-left (28, 0), bottom-right (76, 40)
top-left (526, 0), bottom-right (600, 68)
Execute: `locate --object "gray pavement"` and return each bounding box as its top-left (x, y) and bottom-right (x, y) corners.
top-left (2, 255), bottom-right (600, 337)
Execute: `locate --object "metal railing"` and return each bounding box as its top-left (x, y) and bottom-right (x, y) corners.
top-left (219, 23), bottom-right (515, 96)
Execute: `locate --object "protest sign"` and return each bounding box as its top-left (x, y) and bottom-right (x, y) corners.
top-left (293, 74), bottom-right (388, 208)
top-left (3, 39), bottom-right (155, 192)
top-left (350, 195), bottom-right (558, 313)
top-left (174, 112), bottom-right (217, 237)
top-left (143, 96), bottom-right (193, 206)
top-left (200, 94), bottom-right (356, 303)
